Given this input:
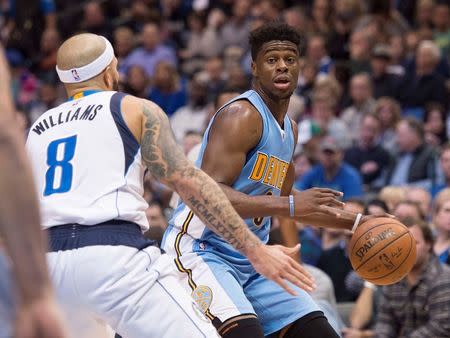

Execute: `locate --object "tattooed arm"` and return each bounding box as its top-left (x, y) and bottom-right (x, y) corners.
top-left (121, 96), bottom-right (315, 294)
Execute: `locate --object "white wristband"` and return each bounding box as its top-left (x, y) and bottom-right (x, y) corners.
top-left (289, 194), bottom-right (295, 217)
top-left (351, 213), bottom-right (363, 233)
top-left (364, 281), bottom-right (377, 290)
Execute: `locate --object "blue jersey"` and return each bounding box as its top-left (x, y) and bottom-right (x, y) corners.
top-left (163, 90), bottom-right (295, 260)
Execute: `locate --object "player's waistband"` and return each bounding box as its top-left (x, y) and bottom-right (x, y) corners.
top-left (46, 220), bottom-right (157, 252)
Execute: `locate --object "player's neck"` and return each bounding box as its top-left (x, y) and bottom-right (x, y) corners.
top-left (66, 85), bottom-right (107, 99)
top-left (253, 84), bottom-right (289, 126)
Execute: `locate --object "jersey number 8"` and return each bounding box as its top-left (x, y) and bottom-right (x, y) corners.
top-left (44, 135), bottom-right (77, 196)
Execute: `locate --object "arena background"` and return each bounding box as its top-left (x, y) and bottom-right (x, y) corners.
top-left (1, 0), bottom-right (450, 337)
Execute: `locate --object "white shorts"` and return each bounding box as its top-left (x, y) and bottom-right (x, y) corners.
top-left (47, 245), bottom-right (219, 338)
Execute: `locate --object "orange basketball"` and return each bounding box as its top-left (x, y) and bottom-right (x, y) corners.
top-left (349, 217), bottom-right (417, 285)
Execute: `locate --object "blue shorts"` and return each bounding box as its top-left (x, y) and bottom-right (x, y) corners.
top-left (163, 235), bottom-right (321, 336)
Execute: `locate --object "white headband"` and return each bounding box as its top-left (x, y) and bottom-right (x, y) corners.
top-left (56, 36), bottom-right (114, 84)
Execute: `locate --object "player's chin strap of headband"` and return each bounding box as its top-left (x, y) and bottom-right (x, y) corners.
top-left (56, 36), bottom-right (114, 84)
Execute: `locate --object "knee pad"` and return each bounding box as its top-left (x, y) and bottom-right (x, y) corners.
top-left (218, 314), bottom-right (264, 338)
top-left (283, 311), bottom-right (340, 338)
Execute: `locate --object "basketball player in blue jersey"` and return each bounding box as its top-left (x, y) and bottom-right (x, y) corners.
top-left (163, 22), bottom-right (372, 338)
top-left (0, 44), bottom-right (67, 337)
top-left (23, 32), bottom-right (341, 337)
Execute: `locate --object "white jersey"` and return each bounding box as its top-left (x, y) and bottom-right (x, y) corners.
top-left (26, 91), bottom-right (149, 230)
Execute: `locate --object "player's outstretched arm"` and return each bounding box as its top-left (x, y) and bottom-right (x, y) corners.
top-left (138, 100), bottom-right (315, 294)
top-left (0, 44), bottom-right (66, 337)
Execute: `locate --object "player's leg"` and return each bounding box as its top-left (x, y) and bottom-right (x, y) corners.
top-left (69, 245), bottom-right (219, 338)
top-left (174, 250), bottom-right (265, 338)
top-left (243, 273), bottom-right (339, 338)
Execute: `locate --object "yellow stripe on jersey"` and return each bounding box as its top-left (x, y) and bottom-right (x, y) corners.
top-left (173, 211), bottom-right (215, 321)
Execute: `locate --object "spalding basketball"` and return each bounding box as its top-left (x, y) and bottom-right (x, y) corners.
top-left (349, 217), bottom-right (416, 285)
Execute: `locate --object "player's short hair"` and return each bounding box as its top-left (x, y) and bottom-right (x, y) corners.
top-left (249, 22), bottom-right (301, 61)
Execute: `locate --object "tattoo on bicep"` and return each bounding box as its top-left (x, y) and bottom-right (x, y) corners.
top-left (141, 103), bottom-right (186, 180)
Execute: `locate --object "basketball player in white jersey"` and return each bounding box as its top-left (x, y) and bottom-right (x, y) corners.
top-left (24, 33), bottom-right (328, 337)
top-left (0, 43), bottom-right (66, 337)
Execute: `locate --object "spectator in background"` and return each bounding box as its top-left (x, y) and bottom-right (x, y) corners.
top-left (122, 65), bottom-right (150, 99)
top-left (432, 188), bottom-right (450, 265)
top-left (33, 28), bottom-right (60, 82)
top-left (179, 11), bottom-right (221, 75)
top-left (348, 29), bottom-right (372, 74)
top-left (407, 187), bottom-right (432, 220)
top-left (365, 199), bottom-right (389, 216)
top-left (386, 117), bottom-right (438, 189)
top-left (433, 143), bottom-right (450, 196)
top-left (81, 1), bottom-right (112, 40)
top-left (309, 0), bottom-right (333, 35)
top-left (220, 0), bottom-right (252, 50)
top-left (29, 81), bottom-right (62, 123)
top-left (341, 73), bottom-right (376, 142)
top-left (375, 220), bottom-right (450, 338)
top-left (424, 102), bottom-right (448, 147)
top-left (414, 0), bottom-right (434, 31)
top-left (170, 76), bottom-right (209, 142)
top-left (388, 34), bottom-right (407, 75)
top-left (121, 22), bottom-right (177, 78)
top-left (148, 61), bottom-right (186, 116)
top-left (398, 40), bottom-right (447, 116)
top-left (283, 6), bottom-right (308, 34)
top-left (307, 34), bottom-right (333, 75)
top-left (393, 200), bottom-right (425, 221)
top-left (328, 8), bottom-right (354, 60)
top-left (378, 186), bottom-right (406, 213)
top-left (302, 76), bottom-right (352, 148)
top-left (296, 136), bottom-right (364, 200)
top-left (144, 201), bottom-right (168, 246)
top-left (296, 59), bottom-right (318, 111)
top-left (198, 56), bottom-right (226, 103)
top-left (374, 96), bottom-right (401, 153)
top-left (114, 26), bottom-right (135, 77)
top-left (4, 0), bottom-right (56, 59)
top-left (182, 130), bottom-right (202, 157)
top-left (370, 44), bottom-right (403, 99)
top-left (432, 2), bottom-right (450, 59)
top-left (344, 113), bottom-right (391, 191)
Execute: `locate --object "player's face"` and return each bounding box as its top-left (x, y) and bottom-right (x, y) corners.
top-left (252, 41), bottom-right (300, 100)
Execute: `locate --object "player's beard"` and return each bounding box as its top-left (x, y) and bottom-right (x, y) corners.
top-left (113, 79), bottom-right (120, 91)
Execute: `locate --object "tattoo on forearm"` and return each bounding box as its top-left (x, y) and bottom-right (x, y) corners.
top-left (140, 102), bottom-right (260, 252)
top-left (141, 103), bottom-right (185, 180)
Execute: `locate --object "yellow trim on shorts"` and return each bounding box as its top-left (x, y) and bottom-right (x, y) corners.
top-left (173, 211), bottom-right (215, 321)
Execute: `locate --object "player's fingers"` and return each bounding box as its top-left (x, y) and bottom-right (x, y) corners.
top-left (318, 204), bottom-right (342, 217)
top-left (274, 276), bottom-right (297, 296)
top-left (285, 265), bottom-right (316, 291)
top-left (317, 188), bottom-right (343, 196)
top-left (286, 257), bottom-right (314, 283)
top-left (318, 196), bottom-right (345, 208)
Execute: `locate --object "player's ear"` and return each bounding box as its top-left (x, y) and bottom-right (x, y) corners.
top-left (103, 66), bottom-right (113, 89)
top-left (251, 61), bottom-right (257, 77)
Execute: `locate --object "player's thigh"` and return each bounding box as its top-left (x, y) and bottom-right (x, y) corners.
top-left (178, 252), bottom-right (256, 328)
top-left (70, 245), bottom-right (218, 338)
top-left (244, 274), bottom-right (321, 336)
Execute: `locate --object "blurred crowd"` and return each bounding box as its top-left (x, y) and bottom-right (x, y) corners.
top-left (1, 0), bottom-right (450, 337)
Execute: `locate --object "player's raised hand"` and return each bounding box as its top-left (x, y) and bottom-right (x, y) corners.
top-left (14, 289), bottom-right (67, 338)
top-left (245, 244), bottom-right (316, 295)
top-left (293, 188), bottom-right (344, 217)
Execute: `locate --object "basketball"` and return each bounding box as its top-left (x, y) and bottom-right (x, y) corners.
top-left (349, 217), bottom-right (417, 285)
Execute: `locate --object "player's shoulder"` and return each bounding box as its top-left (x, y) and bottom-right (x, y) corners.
top-left (120, 93), bottom-right (164, 118)
top-left (216, 99), bottom-right (262, 126)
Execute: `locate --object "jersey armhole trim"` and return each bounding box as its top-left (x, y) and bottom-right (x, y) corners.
top-left (110, 92), bottom-right (140, 175)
